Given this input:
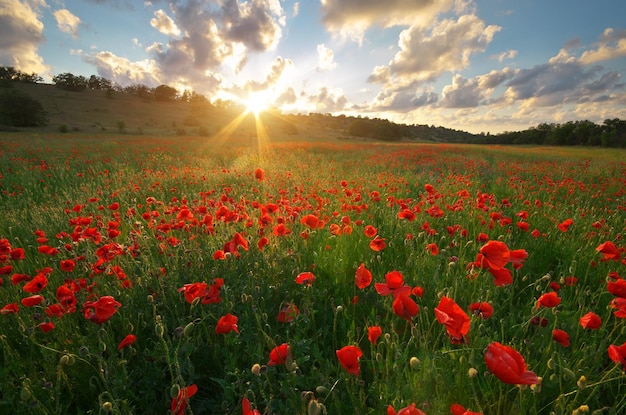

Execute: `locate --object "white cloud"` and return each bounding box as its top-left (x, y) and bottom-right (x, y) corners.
top-left (150, 9), bottom-right (180, 36)
top-left (316, 44), bottom-right (336, 71)
top-left (54, 9), bottom-right (81, 38)
top-left (82, 50), bottom-right (162, 87)
top-left (0, 0), bottom-right (49, 75)
top-left (308, 86), bottom-right (348, 112)
top-left (579, 28), bottom-right (626, 64)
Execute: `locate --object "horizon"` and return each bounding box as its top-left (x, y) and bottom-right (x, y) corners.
top-left (1, 1), bottom-right (626, 134)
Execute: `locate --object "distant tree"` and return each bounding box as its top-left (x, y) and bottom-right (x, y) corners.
top-left (124, 84), bottom-right (152, 99)
top-left (87, 75), bottom-right (112, 91)
top-left (154, 84), bottom-right (178, 101)
top-left (0, 89), bottom-right (48, 127)
top-left (53, 72), bottom-right (88, 91)
top-left (0, 66), bottom-right (42, 83)
top-left (347, 119), bottom-right (371, 137)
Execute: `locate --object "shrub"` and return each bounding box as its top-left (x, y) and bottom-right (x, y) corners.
top-left (0, 89), bottom-right (48, 127)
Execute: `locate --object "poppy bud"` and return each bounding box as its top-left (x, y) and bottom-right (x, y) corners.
top-left (315, 386), bottom-right (327, 395)
top-left (79, 346), bottom-right (89, 356)
top-left (170, 384), bottom-right (180, 399)
top-left (562, 368), bottom-right (576, 381)
top-left (183, 322), bottom-right (194, 338)
top-left (307, 399), bottom-right (321, 415)
top-left (251, 363), bottom-right (261, 376)
top-left (468, 368), bottom-right (478, 377)
top-left (20, 387), bottom-right (31, 401)
top-left (409, 357), bottom-right (420, 370)
top-left (102, 402), bottom-right (113, 412)
top-left (577, 375), bottom-right (587, 389)
top-left (59, 355), bottom-right (70, 365)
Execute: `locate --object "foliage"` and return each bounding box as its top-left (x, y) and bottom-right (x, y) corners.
top-left (0, 66), bottom-right (43, 83)
top-left (0, 137), bottom-right (625, 415)
top-left (154, 85), bottom-right (179, 102)
top-left (52, 73), bottom-right (88, 92)
top-left (0, 89), bottom-right (48, 127)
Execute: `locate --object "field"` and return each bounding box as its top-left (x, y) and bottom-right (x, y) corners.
top-left (0, 132), bottom-right (625, 415)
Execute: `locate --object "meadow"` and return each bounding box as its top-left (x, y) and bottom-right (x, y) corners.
top-left (0, 132), bottom-right (624, 415)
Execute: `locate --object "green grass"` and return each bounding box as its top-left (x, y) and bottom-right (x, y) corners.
top-left (0, 134), bottom-right (625, 414)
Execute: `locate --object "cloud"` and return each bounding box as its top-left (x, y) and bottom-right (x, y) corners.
top-left (492, 49), bottom-right (517, 62)
top-left (316, 44), bottom-right (336, 71)
top-left (579, 28), bottom-right (626, 64)
top-left (275, 86), bottom-right (297, 106)
top-left (234, 56), bottom-right (292, 93)
top-left (150, 9), bottom-right (180, 36)
top-left (390, 15), bottom-right (500, 82)
top-left (0, 0), bottom-right (49, 74)
top-left (82, 50), bottom-right (162, 87)
top-left (308, 87), bottom-right (348, 112)
top-left (54, 9), bottom-right (81, 38)
top-left (320, 0), bottom-right (455, 40)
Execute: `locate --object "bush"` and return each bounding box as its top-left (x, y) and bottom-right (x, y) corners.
top-left (0, 89), bottom-right (48, 127)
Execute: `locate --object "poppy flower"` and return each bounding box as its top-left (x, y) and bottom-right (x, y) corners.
top-left (0, 265), bottom-right (12, 275)
top-left (171, 384), bottom-right (198, 415)
top-left (607, 342), bottom-right (626, 370)
top-left (300, 214), bottom-right (324, 229)
top-left (1, 302), bottom-right (19, 315)
top-left (268, 343), bottom-right (291, 366)
top-left (367, 326), bottom-right (382, 345)
top-left (295, 272), bottom-right (315, 286)
top-left (425, 242), bottom-right (439, 255)
top-left (611, 298), bottom-right (626, 318)
top-left (369, 235), bottom-right (386, 252)
top-left (178, 282), bottom-right (209, 304)
top-left (596, 241), bottom-right (621, 261)
top-left (355, 263), bottom-right (372, 289)
top-left (21, 295), bottom-right (45, 307)
top-left (552, 329), bottom-right (570, 347)
top-left (38, 321), bottom-right (55, 333)
top-left (434, 296), bottom-right (470, 344)
top-left (557, 218), bottom-right (573, 232)
top-left (608, 278), bottom-right (626, 298)
top-left (536, 292), bottom-right (561, 309)
top-left (82, 296), bottom-right (121, 324)
top-left (11, 273), bottom-right (30, 285)
top-left (392, 294), bottom-right (419, 322)
top-left (23, 274), bottom-right (48, 294)
top-left (276, 303), bottom-right (299, 323)
top-left (387, 403), bottom-right (426, 415)
top-left (336, 345), bottom-right (363, 376)
top-left (484, 342), bottom-right (539, 385)
top-left (59, 259), bottom-right (76, 272)
top-left (117, 334), bottom-right (137, 350)
top-left (216, 313), bottom-right (239, 334)
top-left (487, 267), bottom-right (513, 287)
top-left (254, 168), bottom-right (265, 181)
top-left (579, 311), bottom-right (602, 329)
top-left (468, 302), bottom-right (493, 319)
top-left (375, 271), bottom-right (411, 298)
top-left (364, 225), bottom-right (377, 238)
top-left (450, 403), bottom-right (483, 415)
top-left (479, 241), bottom-right (511, 270)
top-left (257, 237), bottom-right (269, 251)
top-left (397, 209), bottom-right (416, 221)
top-left (242, 397), bottom-right (261, 415)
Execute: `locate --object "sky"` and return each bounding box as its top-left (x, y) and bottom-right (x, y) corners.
top-left (1, 0), bottom-right (626, 134)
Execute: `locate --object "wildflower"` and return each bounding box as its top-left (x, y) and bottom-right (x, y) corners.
top-left (468, 302), bottom-right (493, 319)
top-left (375, 271), bottom-right (411, 298)
top-left (21, 295), bottom-right (45, 307)
top-left (425, 242), bottom-right (439, 255)
top-left (369, 235), bottom-right (386, 251)
top-left (242, 397), bottom-right (261, 415)
top-left (387, 403), bottom-right (426, 415)
top-left (355, 263), bottom-right (372, 289)
top-left (557, 218), bottom-right (573, 232)
top-left (484, 342), bottom-right (539, 385)
top-left (336, 345), bottom-right (363, 376)
top-left (607, 342), bottom-right (626, 370)
top-left (596, 241), bottom-right (621, 261)
top-left (254, 168), bottom-right (265, 181)
top-left (367, 326), bottom-right (382, 345)
top-left (552, 329), bottom-right (570, 347)
top-left (268, 343), bottom-right (291, 366)
top-left (579, 311), bottom-right (602, 329)
top-left (392, 294), bottom-right (419, 322)
top-left (1, 302), bottom-right (19, 315)
top-left (450, 403), bottom-right (483, 415)
top-left (295, 272), bottom-right (315, 286)
top-left (434, 296), bottom-right (470, 344)
top-left (23, 273), bottom-right (48, 294)
top-left (171, 384), bottom-right (198, 415)
top-left (38, 321), bottom-right (55, 333)
top-left (536, 292), bottom-right (561, 309)
top-left (215, 313), bottom-right (239, 334)
top-left (117, 334), bottom-right (137, 350)
top-left (82, 296), bottom-right (121, 324)
top-left (276, 303), bottom-right (299, 323)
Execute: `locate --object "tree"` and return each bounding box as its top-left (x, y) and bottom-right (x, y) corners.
top-left (0, 66), bottom-right (42, 83)
top-left (0, 89), bottom-right (48, 127)
top-left (87, 75), bottom-right (112, 91)
top-left (53, 73), bottom-right (88, 91)
top-left (154, 84), bottom-right (178, 101)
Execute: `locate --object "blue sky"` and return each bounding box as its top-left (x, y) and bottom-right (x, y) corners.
top-left (2, 0), bottom-right (626, 133)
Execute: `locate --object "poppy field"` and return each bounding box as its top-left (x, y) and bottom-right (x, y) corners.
top-left (0, 133), bottom-right (625, 415)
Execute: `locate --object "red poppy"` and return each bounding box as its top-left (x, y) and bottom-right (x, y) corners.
top-left (434, 296), bottom-right (470, 344)
top-left (171, 384), bottom-right (198, 415)
top-left (300, 214), bottom-right (324, 229)
top-left (295, 272), bottom-right (315, 286)
top-left (216, 313), bottom-right (239, 334)
top-left (450, 403), bottom-right (482, 415)
top-left (364, 225), bottom-right (377, 238)
top-left (38, 321), bottom-right (55, 333)
top-left (596, 241), bottom-right (621, 261)
top-left (268, 343), bottom-right (291, 366)
top-left (611, 298), bottom-right (626, 318)
top-left (367, 326), bottom-right (382, 345)
top-left (1, 302), bottom-right (19, 315)
top-left (425, 242), bottom-right (439, 255)
top-left (579, 311), bottom-right (602, 329)
top-left (375, 270), bottom-right (411, 298)
top-left (387, 403), bottom-right (426, 415)
top-left (21, 295), bottom-right (45, 307)
top-left (355, 263), bottom-right (372, 289)
top-left (117, 334), bottom-right (137, 350)
top-left (552, 329), bottom-right (570, 347)
top-left (178, 282), bottom-right (208, 304)
top-left (468, 302), bottom-right (493, 319)
top-left (336, 345), bottom-right (363, 376)
top-left (11, 273), bottom-right (31, 285)
top-left (397, 209), bottom-right (416, 221)
top-left (487, 267), bottom-right (513, 287)
top-left (484, 342), bottom-right (539, 385)
top-left (242, 397), bottom-right (261, 415)
top-left (392, 294), bottom-right (419, 322)
top-left (536, 292), bottom-right (561, 309)
top-left (254, 168), bottom-right (265, 181)
top-left (608, 278), bottom-right (626, 298)
top-left (60, 259), bottom-right (76, 273)
top-left (369, 235), bottom-right (386, 252)
top-left (557, 218), bottom-right (573, 232)
top-left (83, 296), bottom-right (121, 324)
top-left (23, 273), bottom-right (48, 293)
top-left (276, 303), bottom-right (299, 323)
top-left (0, 265), bottom-right (12, 275)
top-left (608, 342), bottom-right (626, 370)
top-left (257, 237), bottom-right (269, 251)
top-left (478, 241), bottom-right (511, 270)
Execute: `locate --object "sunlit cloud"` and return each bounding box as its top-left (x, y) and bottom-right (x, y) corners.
top-left (316, 44), bottom-right (336, 71)
top-left (54, 9), bottom-right (81, 38)
top-left (150, 9), bottom-right (180, 36)
top-left (579, 28), bottom-right (626, 64)
top-left (0, 0), bottom-right (48, 74)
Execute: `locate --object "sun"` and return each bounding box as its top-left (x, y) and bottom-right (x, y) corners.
top-left (244, 93), bottom-right (269, 115)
